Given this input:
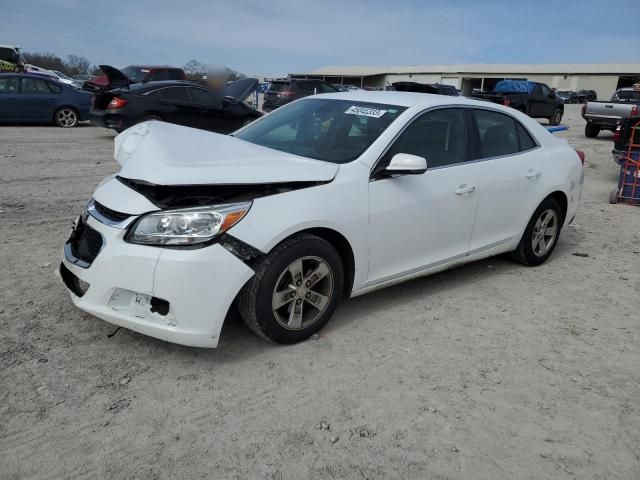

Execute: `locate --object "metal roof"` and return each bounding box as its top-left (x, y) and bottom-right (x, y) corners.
top-left (292, 64), bottom-right (640, 77)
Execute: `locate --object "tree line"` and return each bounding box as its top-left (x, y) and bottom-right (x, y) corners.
top-left (24, 52), bottom-right (246, 81)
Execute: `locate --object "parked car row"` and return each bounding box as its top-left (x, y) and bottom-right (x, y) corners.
top-left (555, 89), bottom-right (597, 104)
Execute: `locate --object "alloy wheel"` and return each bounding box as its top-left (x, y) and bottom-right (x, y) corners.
top-left (531, 209), bottom-right (558, 257)
top-left (271, 256), bottom-right (334, 330)
top-left (57, 108), bottom-right (77, 127)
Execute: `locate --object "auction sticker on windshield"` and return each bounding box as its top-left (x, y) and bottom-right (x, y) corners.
top-left (345, 106), bottom-right (387, 118)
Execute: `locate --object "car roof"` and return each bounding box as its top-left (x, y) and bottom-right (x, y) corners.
top-left (129, 80), bottom-right (202, 90)
top-left (310, 90), bottom-right (498, 108)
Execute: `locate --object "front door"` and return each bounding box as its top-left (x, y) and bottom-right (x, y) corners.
top-left (368, 107), bottom-right (478, 284)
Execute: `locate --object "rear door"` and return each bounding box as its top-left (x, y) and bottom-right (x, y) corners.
top-left (0, 76), bottom-right (20, 122)
top-left (467, 108), bottom-right (545, 252)
top-left (19, 77), bottom-right (59, 122)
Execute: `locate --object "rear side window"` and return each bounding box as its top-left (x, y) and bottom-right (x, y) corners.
top-left (516, 122), bottom-right (537, 151)
top-left (0, 77), bottom-right (19, 93)
top-left (473, 109), bottom-right (519, 159)
top-left (159, 87), bottom-right (190, 102)
top-left (188, 87), bottom-right (216, 105)
top-left (385, 108), bottom-right (467, 169)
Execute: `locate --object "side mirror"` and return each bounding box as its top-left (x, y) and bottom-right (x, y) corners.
top-left (385, 153), bottom-right (427, 175)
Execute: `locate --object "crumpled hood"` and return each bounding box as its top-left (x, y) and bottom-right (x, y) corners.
top-left (114, 121), bottom-right (339, 185)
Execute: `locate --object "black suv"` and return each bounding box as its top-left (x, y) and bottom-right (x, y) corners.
top-left (263, 79), bottom-right (338, 112)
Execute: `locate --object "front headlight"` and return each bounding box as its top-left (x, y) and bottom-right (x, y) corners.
top-left (127, 202), bottom-right (252, 246)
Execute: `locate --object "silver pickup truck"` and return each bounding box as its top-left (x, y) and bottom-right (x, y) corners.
top-left (582, 86), bottom-right (640, 138)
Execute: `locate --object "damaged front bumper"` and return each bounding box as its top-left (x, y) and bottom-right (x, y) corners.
top-left (60, 210), bottom-right (255, 348)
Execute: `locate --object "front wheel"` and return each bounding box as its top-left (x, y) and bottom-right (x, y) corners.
top-left (549, 109), bottom-right (563, 126)
top-left (512, 197), bottom-right (563, 266)
top-left (54, 107), bottom-right (78, 128)
top-left (238, 234), bottom-right (344, 344)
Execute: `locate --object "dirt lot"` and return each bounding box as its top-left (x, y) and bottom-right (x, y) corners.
top-left (1, 104), bottom-right (639, 479)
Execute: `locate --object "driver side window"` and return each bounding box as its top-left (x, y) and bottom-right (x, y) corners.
top-left (382, 108), bottom-right (467, 170)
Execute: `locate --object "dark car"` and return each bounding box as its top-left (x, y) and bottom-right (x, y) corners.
top-left (84, 65), bottom-right (186, 92)
top-left (555, 90), bottom-right (579, 104)
top-left (576, 89), bottom-right (597, 103)
top-left (90, 76), bottom-right (262, 133)
top-left (471, 80), bottom-right (564, 125)
top-left (0, 73), bottom-right (92, 127)
top-left (392, 81), bottom-right (459, 96)
top-left (263, 79), bottom-right (338, 112)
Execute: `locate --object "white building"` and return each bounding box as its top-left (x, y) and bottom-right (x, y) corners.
top-left (290, 64), bottom-right (640, 99)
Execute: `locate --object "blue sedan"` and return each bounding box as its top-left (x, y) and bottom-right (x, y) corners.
top-left (0, 73), bottom-right (92, 127)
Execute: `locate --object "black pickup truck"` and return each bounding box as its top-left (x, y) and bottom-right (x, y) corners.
top-left (471, 80), bottom-right (564, 125)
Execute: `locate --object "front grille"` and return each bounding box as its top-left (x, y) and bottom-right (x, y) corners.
top-left (68, 218), bottom-right (103, 264)
top-left (59, 263), bottom-right (89, 297)
top-left (93, 201), bottom-right (130, 223)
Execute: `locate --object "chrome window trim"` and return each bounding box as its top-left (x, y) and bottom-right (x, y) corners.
top-left (370, 104), bottom-right (542, 180)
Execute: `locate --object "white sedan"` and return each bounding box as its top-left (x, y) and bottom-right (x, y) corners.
top-left (60, 92), bottom-right (584, 347)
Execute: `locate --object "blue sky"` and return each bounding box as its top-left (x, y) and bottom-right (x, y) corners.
top-left (3, 0), bottom-right (640, 76)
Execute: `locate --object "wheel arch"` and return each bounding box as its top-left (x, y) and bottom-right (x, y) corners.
top-left (547, 190), bottom-right (568, 223)
top-left (275, 227), bottom-right (356, 298)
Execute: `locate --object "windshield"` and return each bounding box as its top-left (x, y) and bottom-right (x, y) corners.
top-left (613, 90), bottom-right (640, 102)
top-left (121, 66), bottom-right (147, 82)
top-left (53, 70), bottom-right (71, 80)
top-left (236, 98), bottom-right (407, 164)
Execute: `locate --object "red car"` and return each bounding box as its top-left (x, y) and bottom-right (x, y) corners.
top-left (85, 65), bottom-right (186, 91)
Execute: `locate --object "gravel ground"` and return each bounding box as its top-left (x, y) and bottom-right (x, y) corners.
top-left (1, 105), bottom-right (639, 479)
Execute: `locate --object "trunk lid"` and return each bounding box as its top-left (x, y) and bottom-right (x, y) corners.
top-left (84, 65), bottom-right (131, 92)
top-left (223, 78), bottom-right (258, 103)
top-left (114, 121), bottom-right (339, 186)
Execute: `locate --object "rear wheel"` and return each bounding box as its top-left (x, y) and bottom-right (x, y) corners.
top-left (585, 123), bottom-right (600, 138)
top-left (549, 109), bottom-right (563, 126)
top-left (238, 234), bottom-right (344, 344)
top-left (512, 197), bottom-right (563, 266)
top-left (54, 107), bottom-right (78, 128)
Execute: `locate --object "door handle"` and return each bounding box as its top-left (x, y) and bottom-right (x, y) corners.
top-left (455, 184), bottom-right (476, 195)
top-left (526, 169), bottom-right (542, 179)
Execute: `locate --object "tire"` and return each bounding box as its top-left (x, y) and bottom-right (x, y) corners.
top-left (609, 189), bottom-right (618, 204)
top-left (585, 123), bottom-right (600, 138)
top-left (512, 197), bottom-right (563, 266)
top-left (238, 234), bottom-right (344, 344)
top-left (549, 109), bottom-right (563, 126)
top-left (54, 107), bottom-right (78, 128)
